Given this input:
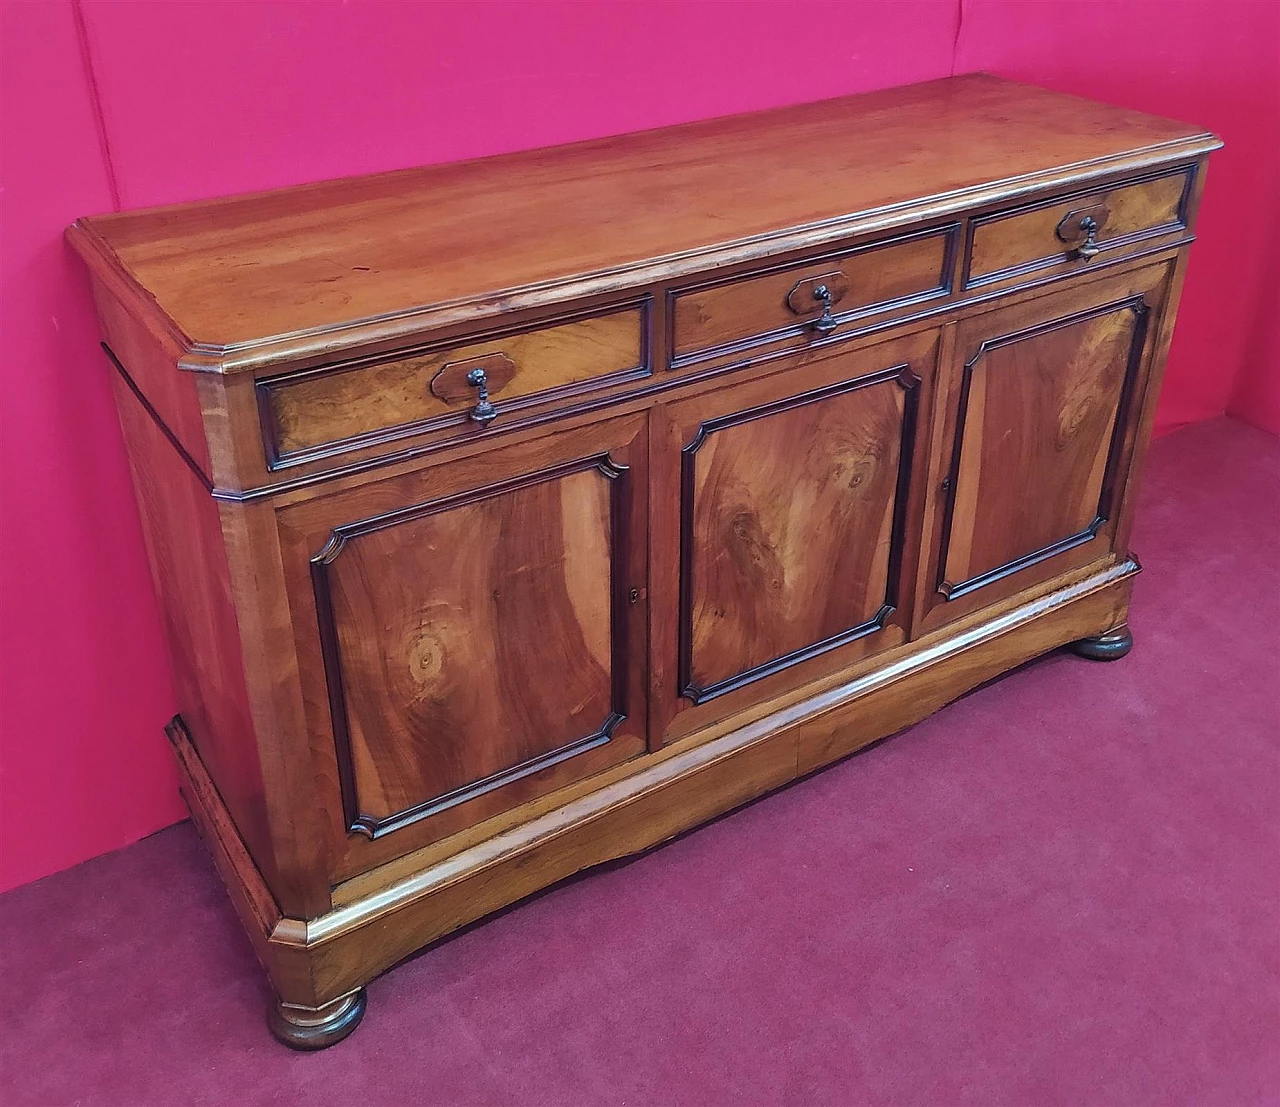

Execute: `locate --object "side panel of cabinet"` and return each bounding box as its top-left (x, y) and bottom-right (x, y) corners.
top-left (276, 413), bottom-right (649, 883)
top-left (915, 261), bottom-right (1174, 634)
top-left (654, 328), bottom-right (941, 743)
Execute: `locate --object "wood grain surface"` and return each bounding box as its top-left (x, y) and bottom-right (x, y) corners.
top-left (274, 411), bottom-right (650, 880)
top-left (914, 260), bottom-right (1172, 637)
top-left (265, 306), bottom-right (643, 458)
top-left (942, 306), bottom-right (1137, 591)
top-left (320, 463), bottom-right (621, 831)
top-left (671, 227), bottom-right (951, 359)
top-left (71, 75), bottom-right (1215, 355)
top-left (967, 166), bottom-right (1191, 285)
top-left (684, 373), bottom-right (907, 697)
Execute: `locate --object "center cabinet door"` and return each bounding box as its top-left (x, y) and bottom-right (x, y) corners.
top-left (276, 412), bottom-right (649, 883)
top-left (656, 329), bottom-right (941, 742)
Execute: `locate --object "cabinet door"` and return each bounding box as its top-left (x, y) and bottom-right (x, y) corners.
top-left (916, 263), bottom-right (1171, 633)
top-left (277, 413), bottom-right (648, 882)
top-left (656, 329), bottom-right (939, 741)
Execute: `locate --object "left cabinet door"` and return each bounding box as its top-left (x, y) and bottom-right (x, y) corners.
top-left (276, 412), bottom-right (649, 882)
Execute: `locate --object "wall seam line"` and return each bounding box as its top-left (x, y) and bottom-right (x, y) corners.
top-left (71, 0), bottom-right (122, 211)
top-left (950, 0), bottom-right (966, 76)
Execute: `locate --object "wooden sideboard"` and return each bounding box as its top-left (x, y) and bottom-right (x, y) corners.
top-left (69, 74), bottom-right (1219, 1049)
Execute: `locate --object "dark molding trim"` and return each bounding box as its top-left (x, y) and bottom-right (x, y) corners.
top-left (344, 726), bottom-right (621, 842)
top-left (310, 452), bottom-right (630, 840)
top-left (934, 294), bottom-right (1152, 602)
top-left (938, 519), bottom-right (1106, 601)
top-left (677, 363), bottom-right (919, 704)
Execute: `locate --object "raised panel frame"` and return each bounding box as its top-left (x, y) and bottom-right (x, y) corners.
top-left (933, 294), bottom-right (1150, 601)
top-left (272, 411), bottom-right (650, 884)
top-left (310, 454), bottom-right (632, 840)
top-left (914, 261), bottom-right (1174, 637)
top-left (677, 363), bottom-right (922, 704)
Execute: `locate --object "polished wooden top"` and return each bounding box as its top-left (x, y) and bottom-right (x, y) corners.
top-left (69, 74), bottom-right (1218, 369)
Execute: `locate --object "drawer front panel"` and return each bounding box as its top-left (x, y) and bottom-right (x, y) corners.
top-left (261, 305), bottom-right (646, 464)
top-left (965, 167), bottom-right (1193, 289)
top-left (670, 227), bottom-right (954, 366)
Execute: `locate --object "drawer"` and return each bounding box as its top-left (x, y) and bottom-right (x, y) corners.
top-left (964, 166), bottom-right (1194, 289)
top-left (259, 304), bottom-right (647, 465)
top-left (669, 226), bottom-right (955, 366)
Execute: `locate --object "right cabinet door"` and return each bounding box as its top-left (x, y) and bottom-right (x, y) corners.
top-left (917, 261), bottom-right (1174, 634)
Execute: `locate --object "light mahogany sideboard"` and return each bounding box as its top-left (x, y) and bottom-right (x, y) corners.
top-left (69, 74), bottom-right (1219, 1048)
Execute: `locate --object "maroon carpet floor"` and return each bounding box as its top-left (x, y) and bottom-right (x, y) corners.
top-left (2, 416), bottom-right (1277, 1106)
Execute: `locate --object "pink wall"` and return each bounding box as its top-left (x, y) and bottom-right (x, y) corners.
top-left (2, 0), bottom-right (1276, 893)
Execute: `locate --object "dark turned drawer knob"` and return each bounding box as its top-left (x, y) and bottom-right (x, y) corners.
top-left (466, 367), bottom-right (498, 426)
top-left (1074, 215), bottom-right (1102, 261)
top-left (811, 283), bottom-right (839, 336)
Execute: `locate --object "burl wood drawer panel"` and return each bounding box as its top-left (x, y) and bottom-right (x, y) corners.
top-left (669, 226), bottom-right (955, 366)
top-left (259, 304), bottom-right (646, 466)
top-left (964, 166), bottom-right (1193, 289)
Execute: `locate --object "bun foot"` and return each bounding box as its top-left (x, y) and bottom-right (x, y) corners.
top-left (269, 988), bottom-right (367, 1050)
top-left (1070, 625), bottom-right (1133, 661)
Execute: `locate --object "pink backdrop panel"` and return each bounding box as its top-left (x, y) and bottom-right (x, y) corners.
top-left (0, 0), bottom-right (185, 894)
top-left (1226, 136), bottom-right (1280, 435)
top-left (79, 0), bottom-right (961, 207)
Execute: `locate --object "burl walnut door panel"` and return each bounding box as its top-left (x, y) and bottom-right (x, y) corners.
top-left (916, 263), bottom-right (1172, 634)
top-left (659, 329), bottom-right (939, 740)
top-left (276, 413), bottom-right (649, 881)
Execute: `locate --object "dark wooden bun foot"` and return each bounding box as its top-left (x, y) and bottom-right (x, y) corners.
top-left (1069, 626), bottom-right (1134, 661)
top-left (269, 988), bottom-right (367, 1050)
